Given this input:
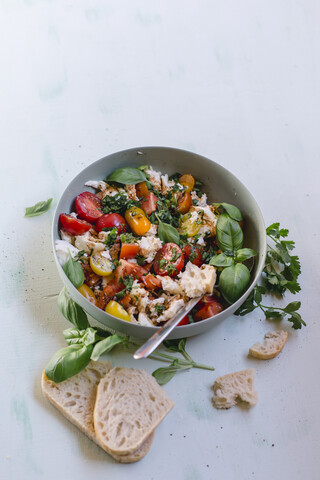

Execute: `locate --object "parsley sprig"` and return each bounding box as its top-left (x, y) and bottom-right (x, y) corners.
top-left (235, 223), bottom-right (305, 329)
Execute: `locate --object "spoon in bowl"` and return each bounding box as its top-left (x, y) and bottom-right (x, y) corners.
top-left (133, 296), bottom-right (202, 359)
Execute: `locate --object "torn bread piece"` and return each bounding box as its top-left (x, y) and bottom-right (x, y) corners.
top-left (212, 369), bottom-right (258, 409)
top-left (249, 330), bottom-right (288, 360)
top-left (94, 367), bottom-right (174, 456)
top-left (41, 362), bottom-right (154, 463)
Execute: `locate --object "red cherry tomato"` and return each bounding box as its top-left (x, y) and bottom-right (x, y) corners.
top-left (141, 192), bottom-right (158, 215)
top-left (95, 213), bottom-right (127, 234)
top-left (182, 245), bottom-right (203, 267)
top-left (114, 259), bottom-right (148, 283)
top-left (75, 192), bottom-right (103, 223)
top-left (141, 274), bottom-right (162, 290)
top-left (177, 314), bottom-right (190, 326)
top-left (198, 294), bottom-right (221, 308)
top-left (153, 243), bottom-right (184, 277)
top-left (194, 301), bottom-right (224, 322)
top-left (98, 280), bottom-right (124, 310)
top-left (59, 213), bottom-right (91, 235)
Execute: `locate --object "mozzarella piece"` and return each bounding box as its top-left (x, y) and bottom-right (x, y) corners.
top-left (145, 224), bottom-right (158, 236)
top-left (55, 240), bottom-right (79, 266)
top-left (161, 174), bottom-right (175, 195)
top-left (156, 297), bottom-right (185, 324)
top-left (85, 180), bottom-right (108, 191)
top-left (74, 231), bottom-right (106, 254)
top-left (138, 236), bottom-right (162, 263)
top-left (179, 262), bottom-right (216, 297)
top-left (145, 166), bottom-right (161, 191)
top-left (137, 312), bottom-right (154, 327)
top-left (60, 229), bottom-right (74, 244)
top-left (159, 276), bottom-right (184, 295)
top-left (125, 184), bottom-right (139, 201)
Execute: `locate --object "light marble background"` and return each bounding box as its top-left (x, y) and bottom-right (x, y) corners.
top-left (1, 1), bottom-right (319, 479)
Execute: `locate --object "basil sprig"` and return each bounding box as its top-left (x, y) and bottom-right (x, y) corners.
top-left (106, 167), bottom-right (147, 185)
top-left (210, 206), bottom-right (256, 304)
top-left (24, 198), bottom-right (53, 217)
top-left (45, 344), bottom-right (93, 383)
top-left (63, 253), bottom-right (85, 288)
top-left (156, 214), bottom-right (180, 245)
top-left (91, 334), bottom-right (127, 361)
top-left (57, 288), bottom-right (89, 329)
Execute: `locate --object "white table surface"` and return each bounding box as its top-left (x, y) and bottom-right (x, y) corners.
top-left (1, 1), bottom-right (320, 479)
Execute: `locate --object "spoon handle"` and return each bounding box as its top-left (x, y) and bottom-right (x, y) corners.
top-left (133, 297), bottom-right (202, 359)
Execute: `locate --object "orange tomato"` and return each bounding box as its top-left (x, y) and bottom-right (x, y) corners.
top-left (179, 174), bottom-right (195, 193)
top-left (177, 192), bottom-right (192, 214)
top-left (136, 181), bottom-right (149, 199)
top-left (125, 207), bottom-right (151, 236)
top-left (119, 243), bottom-right (140, 259)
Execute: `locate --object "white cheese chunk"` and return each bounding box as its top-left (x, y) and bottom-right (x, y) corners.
top-left (161, 174), bottom-right (175, 195)
top-left (138, 236), bottom-right (162, 263)
top-left (60, 229), bottom-right (74, 244)
top-left (138, 312), bottom-right (154, 326)
top-left (145, 166), bottom-right (161, 191)
top-left (85, 180), bottom-right (108, 191)
top-left (55, 240), bottom-right (79, 266)
top-left (156, 297), bottom-right (185, 324)
top-left (159, 276), bottom-right (184, 295)
top-left (74, 231), bottom-right (105, 254)
top-left (178, 262), bottom-right (216, 297)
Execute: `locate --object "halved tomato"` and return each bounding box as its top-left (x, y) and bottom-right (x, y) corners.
top-left (95, 213), bottom-right (127, 234)
top-left (90, 252), bottom-right (113, 276)
top-left (194, 301), bottom-right (223, 321)
top-left (141, 274), bottom-right (162, 290)
top-left (77, 284), bottom-right (98, 307)
top-left (136, 181), bottom-right (149, 199)
top-left (59, 213), bottom-right (91, 235)
top-left (75, 192), bottom-right (103, 223)
top-left (114, 259), bottom-right (148, 283)
top-left (177, 192), bottom-right (192, 214)
top-left (182, 244), bottom-right (203, 267)
top-left (141, 192), bottom-right (158, 215)
top-left (119, 243), bottom-right (139, 259)
top-left (179, 174), bottom-right (195, 193)
top-left (153, 243), bottom-right (184, 277)
top-left (98, 280), bottom-right (124, 310)
top-left (177, 314), bottom-right (190, 326)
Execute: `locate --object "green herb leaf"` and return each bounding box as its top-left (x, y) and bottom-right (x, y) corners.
top-left (152, 361), bottom-right (188, 385)
top-left (235, 248), bottom-right (257, 262)
top-left (216, 213), bottom-right (243, 253)
top-left (45, 344), bottom-right (93, 383)
top-left (63, 254), bottom-right (85, 288)
top-left (157, 217), bottom-right (180, 245)
top-left (90, 334), bottom-right (126, 361)
top-left (24, 198), bottom-right (53, 217)
top-left (209, 253), bottom-right (234, 267)
top-left (57, 288), bottom-right (89, 329)
top-left (106, 167), bottom-right (147, 185)
top-left (219, 263), bottom-right (251, 304)
top-left (214, 202), bottom-right (243, 221)
top-left (288, 311), bottom-right (306, 329)
top-left (283, 301), bottom-right (301, 313)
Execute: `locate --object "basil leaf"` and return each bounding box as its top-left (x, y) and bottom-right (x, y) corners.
top-left (157, 219), bottom-right (180, 245)
top-left (90, 334), bottom-right (126, 361)
top-left (220, 203), bottom-right (242, 221)
top-left (58, 288), bottom-right (89, 329)
top-left (219, 263), bottom-right (250, 304)
top-left (209, 253), bottom-right (234, 267)
top-left (24, 198), bottom-right (53, 217)
top-left (63, 254), bottom-right (85, 288)
top-left (152, 363), bottom-right (182, 385)
top-left (45, 344), bottom-right (93, 383)
top-left (163, 338), bottom-right (186, 353)
top-left (216, 213), bottom-right (243, 253)
top-left (235, 248), bottom-right (257, 262)
top-left (106, 167), bottom-right (147, 185)
top-left (63, 327), bottom-right (97, 346)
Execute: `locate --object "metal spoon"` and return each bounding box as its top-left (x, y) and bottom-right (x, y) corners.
top-left (133, 296), bottom-right (202, 359)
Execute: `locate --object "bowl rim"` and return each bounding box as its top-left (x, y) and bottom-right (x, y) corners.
top-left (52, 145), bottom-right (267, 334)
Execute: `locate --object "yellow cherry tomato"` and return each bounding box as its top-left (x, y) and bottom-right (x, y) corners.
top-left (90, 252), bottom-right (113, 276)
top-left (179, 174), bottom-right (195, 193)
top-left (179, 212), bottom-right (201, 237)
top-left (125, 207), bottom-right (151, 236)
top-left (77, 284), bottom-right (98, 307)
top-left (105, 300), bottom-right (131, 322)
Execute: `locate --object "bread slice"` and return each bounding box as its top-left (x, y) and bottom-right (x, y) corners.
top-left (249, 330), bottom-right (288, 360)
top-left (94, 367), bottom-right (175, 456)
top-left (212, 369), bottom-right (258, 409)
top-left (41, 361), bottom-right (154, 463)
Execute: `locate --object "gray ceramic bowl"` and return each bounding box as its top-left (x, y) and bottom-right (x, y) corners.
top-left (52, 146), bottom-right (266, 339)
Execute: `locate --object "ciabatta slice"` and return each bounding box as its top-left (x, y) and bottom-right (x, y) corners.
top-left (249, 330), bottom-right (288, 359)
top-left (94, 367), bottom-right (174, 456)
top-left (212, 369), bottom-right (258, 409)
top-left (41, 362), bottom-right (154, 463)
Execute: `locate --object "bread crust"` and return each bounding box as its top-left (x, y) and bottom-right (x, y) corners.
top-left (249, 330), bottom-right (288, 360)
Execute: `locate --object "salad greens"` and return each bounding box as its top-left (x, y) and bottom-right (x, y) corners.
top-left (57, 288), bottom-right (89, 329)
top-left (25, 198), bottom-right (53, 217)
top-left (62, 253), bottom-right (85, 288)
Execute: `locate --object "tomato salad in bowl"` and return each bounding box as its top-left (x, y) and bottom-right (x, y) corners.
top-left (55, 165), bottom-right (257, 328)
